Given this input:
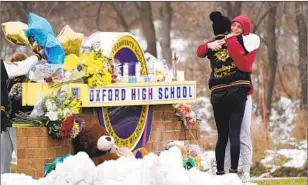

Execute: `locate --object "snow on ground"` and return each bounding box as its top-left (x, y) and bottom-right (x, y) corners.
top-left (261, 149), bottom-right (307, 169)
top-left (278, 149), bottom-right (307, 168)
top-left (268, 97), bottom-right (301, 145)
top-left (2, 148), bottom-right (250, 185)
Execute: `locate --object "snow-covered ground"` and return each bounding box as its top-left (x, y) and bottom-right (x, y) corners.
top-left (268, 97), bottom-right (301, 145)
top-left (2, 149), bottom-right (257, 185)
top-left (261, 148), bottom-right (307, 169)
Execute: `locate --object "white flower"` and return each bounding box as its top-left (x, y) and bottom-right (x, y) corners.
top-left (45, 100), bottom-right (58, 112)
top-left (63, 108), bottom-right (71, 117)
top-left (45, 111), bottom-right (59, 121)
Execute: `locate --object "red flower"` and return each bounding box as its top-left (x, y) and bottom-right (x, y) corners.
top-left (59, 115), bottom-right (74, 138)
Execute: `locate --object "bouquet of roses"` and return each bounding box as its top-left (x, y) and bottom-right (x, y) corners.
top-left (174, 103), bottom-right (196, 128)
top-left (14, 94), bottom-right (85, 140)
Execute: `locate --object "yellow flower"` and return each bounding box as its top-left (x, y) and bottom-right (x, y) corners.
top-left (80, 50), bottom-right (114, 88)
top-left (63, 54), bottom-right (81, 71)
top-left (69, 98), bottom-right (81, 114)
top-left (73, 121), bottom-right (80, 135)
top-left (87, 77), bottom-right (96, 88)
top-left (60, 98), bottom-right (81, 114)
top-left (102, 71), bottom-right (112, 84)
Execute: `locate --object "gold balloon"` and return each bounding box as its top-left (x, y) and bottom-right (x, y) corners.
top-left (1, 21), bottom-right (29, 45)
top-left (57, 25), bottom-right (84, 56)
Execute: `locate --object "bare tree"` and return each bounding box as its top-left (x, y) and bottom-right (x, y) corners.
top-left (110, 2), bottom-right (131, 32)
top-left (265, 2), bottom-right (278, 120)
top-left (226, 2), bottom-right (242, 19)
top-left (135, 2), bottom-right (157, 56)
top-left (159, 2), bottom-right (172, 65)
top-left (295, 2), bottom-right (307, 107)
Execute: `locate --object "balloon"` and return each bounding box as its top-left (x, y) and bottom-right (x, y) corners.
top-left (28, 12), bottom-right (54, 46)
top-left (44, 34), bottom-right (65, 64)
top-left (57, 25), bottom-right (84, 56)
top-left (1, 21), bottom-right (29, 45)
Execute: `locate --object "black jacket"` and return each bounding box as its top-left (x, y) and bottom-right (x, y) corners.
top-left (1, 59), bottom-right (11, 132)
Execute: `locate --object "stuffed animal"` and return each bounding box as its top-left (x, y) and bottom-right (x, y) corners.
top-left (135, 147), bottom-right (149, 159)
top-left (72, 109), bottom-right (139, 165)
top-left (72, 109), bottom-right (119, 166)
top-left (116, 147), bottom-right (135, 158)
top-left (97, 135), bottom-right (115, 151)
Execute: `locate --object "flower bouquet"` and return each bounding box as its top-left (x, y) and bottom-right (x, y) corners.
top-left (47, 49), bottom-right (115, 88)
top-left (14, 94), bottom-right (85, 140)
top-left (174, 103), bottom-right (197, 129)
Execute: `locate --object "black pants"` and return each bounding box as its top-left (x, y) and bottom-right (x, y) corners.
top-left (211, 87), bottom-right (248, 173)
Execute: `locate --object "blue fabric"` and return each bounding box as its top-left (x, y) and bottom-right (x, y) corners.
top-left (44, 153), bottom-right (71, 177)
top-left (44, 34), bottom-right (65, 64)
top-left (28, 12), bottom-right (54, 46)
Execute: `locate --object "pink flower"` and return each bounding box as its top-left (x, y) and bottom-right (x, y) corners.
top-left (175, 104), bottom-right (192, 116)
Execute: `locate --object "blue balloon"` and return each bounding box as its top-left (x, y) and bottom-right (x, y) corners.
top-left (28, 12), bottom-right (54, 46)
top-left (44, 34), bottom-right (65, 64)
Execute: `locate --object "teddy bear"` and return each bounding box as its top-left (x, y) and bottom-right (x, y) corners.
top-left (72, 109), bottom-right (119, 166)
top-left (72, 109), bottom-right (138, 165)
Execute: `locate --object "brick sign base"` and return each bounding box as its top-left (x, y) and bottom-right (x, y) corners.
top-left (145, 105), bottom-right (200, 153)
top-left (15, 104), bottom-right (200, 179)
top-left (16, 127), bottom-right (73, 179)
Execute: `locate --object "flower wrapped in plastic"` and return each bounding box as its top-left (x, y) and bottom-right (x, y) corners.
top-left (174, 103), bottom-right (197, 128)
top-left (28, 62), bottom-right (63, 82)
top-left (1, 21), bottom-right (30, 45)
top-left (14, 94), bottom-right (84, 140)
top-left (57, 25), bottom-right (84, 56)
top-left (80, 49), bottom-right (113, 88)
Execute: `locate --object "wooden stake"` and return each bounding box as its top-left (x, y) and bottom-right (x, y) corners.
top-left (172, 53), bottom-right (178, 81)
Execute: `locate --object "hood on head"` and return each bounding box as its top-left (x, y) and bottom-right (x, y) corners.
top-left (232, 15), bottom-right (251, 35)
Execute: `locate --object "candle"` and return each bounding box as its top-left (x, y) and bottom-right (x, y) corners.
top-left (177, 71), bottom-right (185, 81)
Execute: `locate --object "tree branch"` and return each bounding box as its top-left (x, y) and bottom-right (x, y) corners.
top-left (46, 2), bottom-right (58, 17)
top-left (252, 5), bottom-right (276, 33)
top-left (110, 2), bottom-right (131, 32)
top-left (134, 2), bottom-right (141, 12)
top-left (95, 2), bottom-right (104, 30)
